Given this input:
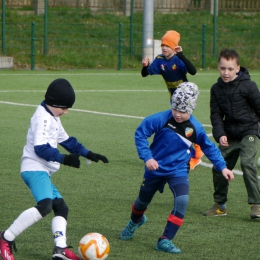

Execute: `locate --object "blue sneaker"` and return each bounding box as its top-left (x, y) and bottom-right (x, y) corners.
top-left (156, 238), bottom-right (181, 254)
top-left (120, 215), bottom-right (147, 240)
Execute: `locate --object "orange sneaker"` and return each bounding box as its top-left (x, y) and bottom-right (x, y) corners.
top-left (189, 158), bottom-right (202, 170)
top-left (194, 144), bottom-right (204, 159)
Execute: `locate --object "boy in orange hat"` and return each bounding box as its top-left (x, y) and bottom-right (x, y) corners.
top-left (141, 30), bottom-right (203, 170)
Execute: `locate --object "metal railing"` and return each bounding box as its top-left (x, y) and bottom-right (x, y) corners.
top-left (1, 0), bottom-right (260, 12)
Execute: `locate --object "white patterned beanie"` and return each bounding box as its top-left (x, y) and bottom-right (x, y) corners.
top-left (171, 82), bottom-right (199, 114)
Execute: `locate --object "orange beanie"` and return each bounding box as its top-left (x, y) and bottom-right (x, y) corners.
top-left (161, 30), bottom-right (180, 50)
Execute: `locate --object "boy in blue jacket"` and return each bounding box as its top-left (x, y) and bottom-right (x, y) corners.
top-left (119, 82), bottom-right (234, 254)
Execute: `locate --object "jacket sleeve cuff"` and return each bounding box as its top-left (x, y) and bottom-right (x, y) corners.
top-left (55, 153), bottom-right (64, 163)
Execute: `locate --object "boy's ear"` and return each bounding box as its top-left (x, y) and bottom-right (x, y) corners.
top-left (236, 65), bottom-right (240, 73)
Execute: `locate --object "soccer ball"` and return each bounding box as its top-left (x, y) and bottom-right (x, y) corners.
top-left (78, 232), bottom-right (110, 260)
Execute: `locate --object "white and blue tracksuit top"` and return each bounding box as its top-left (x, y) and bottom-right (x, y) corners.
top-left (135, 109), bottom-right (227, 178)
top-left (21, 102), bottom-right (89, 175)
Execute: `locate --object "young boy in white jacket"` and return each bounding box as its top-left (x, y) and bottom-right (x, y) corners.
top-left (0, 78), bottom-right (109, 260)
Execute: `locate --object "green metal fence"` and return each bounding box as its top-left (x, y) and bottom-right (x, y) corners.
top-left (0, 4), bottom-right (260, 70)
top-left (1, 0), bottom-right (260, 12)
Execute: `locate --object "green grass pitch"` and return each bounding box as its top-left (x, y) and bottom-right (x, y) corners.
top-left (1, 70), bottom-right (260, 260)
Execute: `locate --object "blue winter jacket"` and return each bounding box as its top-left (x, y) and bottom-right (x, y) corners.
top-left (135, 109), bottom-right (227, 178)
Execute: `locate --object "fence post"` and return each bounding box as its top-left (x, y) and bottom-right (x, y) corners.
top-left (202, 23), bottom-right (206, 70)
top-left (31, 22), bottom-right (35, 71)
top-left (2, 0), bottom-right (6, 54)
top-left (130, 0), bottom-right (134, 57)
top-left (213, 0), bottom-right (218, 57)
top-left (44, 0), bottom-right (48, 55)
top-left (118, 22), bottom-right (123, 70)
top-left (142, 0), bottom-right (154, 61)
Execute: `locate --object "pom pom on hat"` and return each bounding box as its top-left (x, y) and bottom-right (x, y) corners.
top-left (171, 82), bottom-right (199, 114)
top-left (45, 78), bottom-right (75, 108)
top-left (161, 30), bottom-right (180, 50)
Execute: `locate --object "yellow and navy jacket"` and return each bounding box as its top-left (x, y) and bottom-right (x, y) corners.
top-left (141, 52), bottom-right (196, 97)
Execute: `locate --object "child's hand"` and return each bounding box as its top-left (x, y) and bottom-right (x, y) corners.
top-left (62, 153), bottom-right (80, 168)
top-left (219, 136), bottom-right (229, 146)
top-left (86, 151), bottom-right (109, 163)
top-left (222, 168), bottom-right (234, 181)
top-left (142, 57), bottom-right (149, 67)
top-left (174, 46), bottom-right (183, 53)
top-left (146, 158), bottom-right (159, 171)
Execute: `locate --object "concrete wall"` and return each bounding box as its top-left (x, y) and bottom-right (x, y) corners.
top-left (34, 0), bottom-right (45, 15)
top-left (0, 57), bottom-right (14, 69)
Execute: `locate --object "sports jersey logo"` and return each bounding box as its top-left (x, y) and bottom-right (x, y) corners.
top-left (185, 127), bottom-right (193, 137)
top-left (160, 64), bottom-right (165, 71)
top-left (172, 64), bottom-right (177, 70)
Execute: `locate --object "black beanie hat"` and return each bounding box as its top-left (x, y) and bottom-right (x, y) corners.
top-left (44, 78), bottom-right (75, 108)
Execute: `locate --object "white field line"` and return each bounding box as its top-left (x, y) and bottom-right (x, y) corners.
top-left (1, 100), bottom-right (256, 178)
top-left (0, 73), bottom-right (217, 76)
top-left (0, 101), bottom-right (213, 122)
top-left (0, 101), bottom-right (145, 119)
top-left (0, 89), bottom-right (210, 93)
top-left (200, 162), bottom-right (244, 176)
top-left (0, 73), bottom-right (259, 76)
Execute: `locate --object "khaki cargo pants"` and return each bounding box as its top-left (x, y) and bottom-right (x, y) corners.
top-left (212, 135), bottom-right (260, 204)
